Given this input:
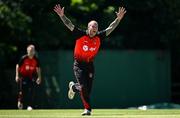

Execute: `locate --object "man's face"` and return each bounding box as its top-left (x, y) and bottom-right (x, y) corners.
top-left (88, 21), bottom-right (98, 37)
top-left (27, 45), bottom-right (35, 57)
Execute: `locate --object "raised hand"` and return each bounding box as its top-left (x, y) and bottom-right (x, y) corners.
top-left (116, 7), bottom-right (126, 21)
top-left (53, 4), bottom-right (75, 31)
top-left (54, 4), bottom-right (64, 17)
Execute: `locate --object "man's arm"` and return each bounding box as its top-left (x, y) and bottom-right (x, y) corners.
top-left (15, 64), bottom-right (19, 82)
top-left (105, 7), bottom-right (126, 36)
top-left (54, 4), bottom-right (75, 31)
top-left (36, 67), bottom-right (41, 85)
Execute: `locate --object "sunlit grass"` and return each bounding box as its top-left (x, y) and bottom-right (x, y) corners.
top-left (0, 109), bottom-right (180, 118)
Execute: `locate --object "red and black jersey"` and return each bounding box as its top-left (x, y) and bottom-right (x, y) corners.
top-left (73, 27), bottom-right (106, 62)
top-left (18, 55), bottom-right (40, 79)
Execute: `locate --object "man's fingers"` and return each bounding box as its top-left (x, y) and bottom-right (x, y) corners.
top-left (117, 7), bottom-right (126, 15)
top-left (62, 7), bottom-right (64, 11)
top-left (58, 4), bottom-right (61, 8)
top-left (54, 6), bottom-right (57, 11)
top-left (54, 4), bottom-right (62, 10)
top-left (55, 4), bottom-right (60, 8)
top-left (55, 4), bottom-right (58, 9)
top-left (53, 7), bottom-right (57, 11)
top-left (119, 7), bottom-right (125, 12)
top-left (54, 4), bottom-right (65, 13)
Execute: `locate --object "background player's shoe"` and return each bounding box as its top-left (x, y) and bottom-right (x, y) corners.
top-left (17, 101), bottom-right (23, 109)
top-left (81, 109), bottom-right (91, 116)
top-left (68, 81), bottom-right (75, 100)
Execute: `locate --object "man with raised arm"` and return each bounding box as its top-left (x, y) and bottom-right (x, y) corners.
top-left (54, 4), bottom-right (126, 115)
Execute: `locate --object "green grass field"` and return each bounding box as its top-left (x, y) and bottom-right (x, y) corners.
top-left (0, 109), bottom-right (180, 118)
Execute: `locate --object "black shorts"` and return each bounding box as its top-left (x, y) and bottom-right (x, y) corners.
top-left (18, 77), bottom-right (37, 92)
top-left (73, 60), bottom-right (94, 84)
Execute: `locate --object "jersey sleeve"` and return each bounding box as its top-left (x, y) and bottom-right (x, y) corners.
top-left (72, 26), bottom-right (86, 39)
top-left (18, 55), bottom-right (26, 66)
top-left (35, 56), bottom-right (40, 67)
top-left (97, 30), bottom-right (106, 40)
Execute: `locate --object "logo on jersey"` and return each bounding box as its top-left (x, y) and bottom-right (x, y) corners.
top-left (25, 65), bottom-right (35, 71)
top-left (25, 65), bottom-right (30, 70)
top-left (89, 47), bottom-right (96, 51)
top-left (82, 45), bottom-right (96, 52)
top-left (83, 45), bottom-right (88, 51)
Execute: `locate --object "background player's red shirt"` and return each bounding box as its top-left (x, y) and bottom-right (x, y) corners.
top-left (18, 55), bottom-right (40, 79)
top-left (73, 27), bottom-right (106, 62)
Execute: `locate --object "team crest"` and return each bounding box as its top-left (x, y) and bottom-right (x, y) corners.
top-left (83, 45), bottom-right (88, 51)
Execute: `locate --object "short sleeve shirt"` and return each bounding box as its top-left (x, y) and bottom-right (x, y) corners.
top-left (73, 27), bottom-right (106, 62)
top-left (18, 55), bottom-right (40, 79)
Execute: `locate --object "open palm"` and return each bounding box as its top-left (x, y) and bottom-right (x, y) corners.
top-left (54, 4), bottom-right (64, 17)
top-left (116, 7), bottom-right (126, 20)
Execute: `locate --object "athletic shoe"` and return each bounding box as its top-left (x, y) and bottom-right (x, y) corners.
top-left (81, 109), bottom-right (91, 116)
top-left (68, 81), bottom-right (75, 100)
top-left (27, 106), bottom-right (33, 111)
top-left (17, 101), bottom-right (23, 109)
